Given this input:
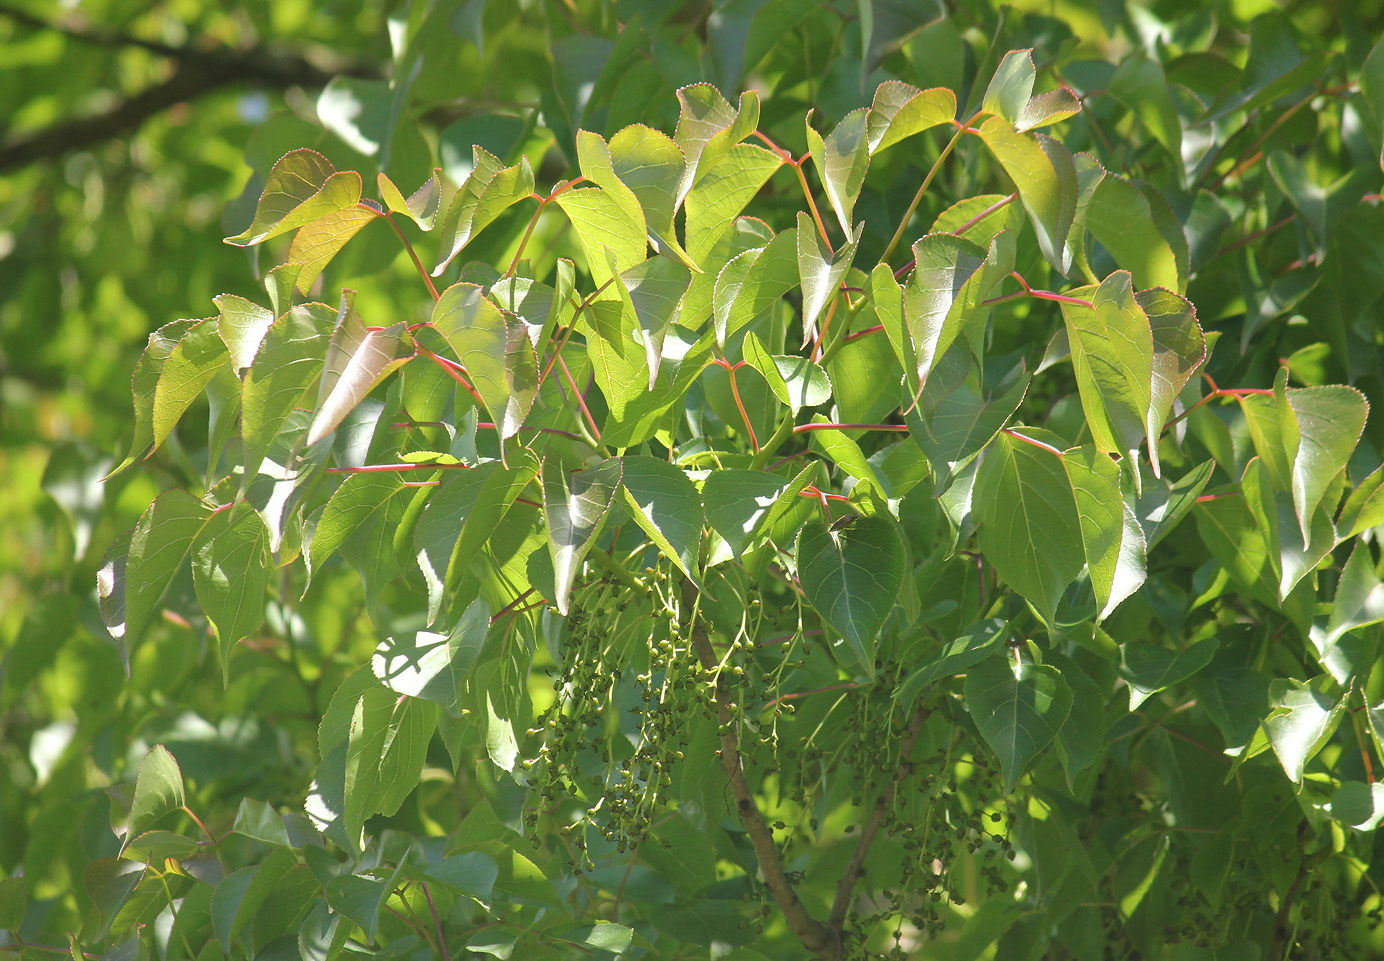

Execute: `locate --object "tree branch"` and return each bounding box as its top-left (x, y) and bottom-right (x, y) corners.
top-left (828, 705), bottom-right (929, 930)
top-left (682, 579), bottom-right (839, 961)
top-left (0, 4), bottom-right (378, 172)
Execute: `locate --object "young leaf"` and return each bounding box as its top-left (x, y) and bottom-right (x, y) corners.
top-left (904, 232), bottom-right (1011, 392)
top-left (306, 294), bottom-right (413, 446)
top-left (805, 107), bottom-right (870, 235)
top-left (796, 516), bottom-right (904, 677)
top-left (543, 457), bottom-right (622, 615)
top-left (378, 169), bottom-right (443, 230)
top-left (974, 431), bottom-right (1085, 628)
top-left (673, 83), bottom-right (760, 203)
top-left (433, 148), bottom-right (535, 274)
top-left (797, 211), bottom-right (862, 340)
top-left (225, 150), bottom-right (363, 247)
top-left (288, 205), bottom-right (378, 293)
top-left (964, 655), bottom-right (1073, 794)
top-left (619, 455), bottom-right (703, 582)
top-left (867, 82), bottom-right (956, 155)
top-left (431, 283), bottom-right (538, 440)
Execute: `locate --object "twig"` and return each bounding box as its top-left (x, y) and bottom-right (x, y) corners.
top-left (828, 706), bottom-right (929, 929)
top-left (681, 578), bottom-right (840, 961)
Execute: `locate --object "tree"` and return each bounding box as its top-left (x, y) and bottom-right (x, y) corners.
top-left (6, 2), bottom-right (1384, 960)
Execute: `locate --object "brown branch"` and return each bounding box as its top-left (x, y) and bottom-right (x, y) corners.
top-left (681, 579), bottom-right (839, 961)
top-left (0, 5), bottom-right (378, 172)
top-left (828, 706), bottom-right (929, 930)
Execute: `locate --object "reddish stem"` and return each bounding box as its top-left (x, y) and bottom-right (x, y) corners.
top-left (1001, 428), bottom-right (1064, 456)
top-left (951, 192), bottom-right (1018, 237)
top-left (557, 352), bottom-right (601, 442)
top-left (843, 324), bottom-right (885, 344)
top-left (793, 422), bottom-right (908, 433)
top-left (763, 682), bottom-right (866, 710)
top-left (376, 208), bottom-right (440, 301)
top-left (723, 359), bottom-right (760, 451)
top-left (415, 345), bottom-right (487, 409)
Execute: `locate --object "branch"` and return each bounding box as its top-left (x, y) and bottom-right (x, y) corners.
top-left (681, 579), bottom-right (839, 961)
top-left (828, 706), bottom-right (929, 930)
top-left (0, 5), bottom-right (378, 172)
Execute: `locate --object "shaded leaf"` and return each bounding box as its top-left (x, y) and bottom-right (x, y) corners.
top-left (214, 294), bottom-right (275, 374)
top-left (796, 517), bottom-right (904, 676)
top-left (192, 508), bottom-right (271, 680)
top-left (894, 619), bottom-right (1007, 705)
top-left (620, 455), bottom-right (703, 582)
top-left (606, 252), bottom-right (691, 389)
top-left (126, 745), bottom-right (185, 841)
top-left (1120, 639), bottom-right (1218, 710)
top-left (965, 656), bottom-right (1072, 793)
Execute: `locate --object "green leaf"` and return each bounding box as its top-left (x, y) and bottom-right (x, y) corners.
top-left (1059, 273), bottom-right (1157, 472)
top-left (975, 116), bottom-right (1076, 273)
top-left (964, 656), bottom-right (1072, 794)
top-left (423, 851), bottom-right (499, 901)
top-left (120, 830), bottom-right (199, 863)
top-left (1120, 638), bottom-right (1218, 710)
top-left (431, 283), bottom-right (538, 440)
top-left (582, 299), bottom-right (649, 426)
top-left (192, 508), bottom-right (271, 679)
top-left (378, 169), bottom-right (442, 230)
top-left (415, 454), bottom-right (539, 625)
top-left (795, 517), bottom-right (904, 676)
top-left (241, 303), bottom-right (337, 477)
top-left (906, 364), bottom-right (1027, 492)
top-left (1016, 87), bottom-right (1081, 131)
top-left (1063, 446), bottom-right (1147, 620)
top-left (981, 49), bottom-right (1036, 125)
top-left (805, 107), bottom-right (870, 235)
top-left (126, 745), bottom-right (185, 840)
top-left (307, 296), bottom-right (412, 446)
top-left (0, 876), bottom-right (28, 931)
top-left (1107, 53), bottom-right (1182, 172)
top-left (543, 457), bottom-right (622, 615)
top-left (225, 150), bottom-right (363, 246)
top-left (1134, 461), bottom-right (1215, 549)
top-left (609, 123), bottom-right (696, 268)
top-left (214, 294), bottom-right (275, 373)
top-left (324, 874), bottom-right (390, 943)
top-left (84, 859), bottom-right (145, 941)
top-left (119, 489), bottom-right (215, 659)
top-left (231, 798), bottom-right (292, 848)
top-left (742, 331), bottom-right (832, 413)
top-left (974, 431), bottom-right (1085, 628)
top-left (551, 921), bottom-right (633, 954)
top-left (309, 473), bottom-right (406, 577)
top-left (1242, 457), bottom-right (1336, 602)
top-left (153, 319), bottom-right (230, 453)
top-left (433, 148), bottom-right (535, 274)
top-left (797, 211), bottom-right (862, 341)
top-left (1084, 175), bottom-right (1185, 294)
top-left (553, 182), bottom-right (645, 288)
top-left (1337, 467), bottom-right (1384, 540)
top-left (1263, 679), bottom-right (1343, 783)
top-left (702, 469), bottom-right (797, 558)
top-left (1310, 544), bottom-right (1384, 683)
top-left (1287, 385), bottom-right (1369, 543)
top-left (673, 84), bottom-right (761, 204)
top-left (606, 252), bottom-right (692, 389)
top-left (867, 81), bottom-right (956, 155)
top-left (1331, 781), bottom-right (1384, 831)
top-left (894, 619), bottom-right (1008, 705)
top-left (106, 320), bottom-right (197, 477)
top-left (713, 226), bottom-right (798, 348)
top-left (684, 144), bottom-right (783, 266)
top-left (619, 455), bottom-right (703, 582)
top-left (287, 205), bottom-right (377, 293)
top-left (904, 231), bottom-right (1012, 393)
top-left (374, 597), bottom-right (490, 707)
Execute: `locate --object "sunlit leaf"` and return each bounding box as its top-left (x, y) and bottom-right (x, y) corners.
top-left (543, 457), bottom-right (622, 615)
top-left (805, 107), bottom-right (870, 235)
top-left (431, 283), bottom-right (538, 440)
top-left (225, 150), bottom-right (362, 246)
top-left (867, 81), bottom-right (956, 154)
top-left (288, 205), bottom-right (378, 293)
top-left (306, 294), bottom-right (413, 446)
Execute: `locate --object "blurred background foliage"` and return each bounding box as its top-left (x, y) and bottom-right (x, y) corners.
top-left (6, 0), bottom-right (1384, 956)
